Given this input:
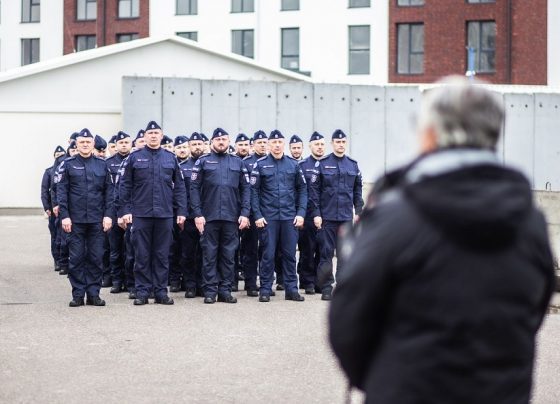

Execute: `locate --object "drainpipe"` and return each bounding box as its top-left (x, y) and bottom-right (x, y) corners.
top-left (102, 0), bottom-right (107, 46)
top-left (506, 0), bottom-right (512, 83)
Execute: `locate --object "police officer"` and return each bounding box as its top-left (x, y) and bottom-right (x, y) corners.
top-left (190, 128), bottom-right (250, 304)
top-left (56, 128), bottom-right (113, 307)
top-left (107, 135), bottom-right (117, 157)
top-left (93, 135), bottom-right (111, 287)
top-left (161, 135), bottom-right (174, 152)
top-left (174, 135), bottom-right (190, 163)
top-left (240, 130), bottom-right (268, 296)
top-left (200, 133), bottom-right (211, 154)
top-left (105, 131), bottom-right (132, 294)
top-left (119, 121), bottom-right (187, 306)
top-left (297, 132), bottom-right (325, 294)
top-left (289, 135), bottom-right (304, 161)
top-left (134, 129), bottom-right (146, 150)
top-left (51, 140), bottom-right (79, 276)
top-left (310, 129), bottom-right (364, 301)
top-left (94, 135), bottom-right (108, 159)
top-left (176, 133), bottom-right (206, 298)
top-left (250, 130), bottom-right (307, 302)
top-left (41, 145), bottom-right (66, 271)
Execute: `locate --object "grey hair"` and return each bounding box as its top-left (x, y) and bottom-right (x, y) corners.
top-left (418, 76), bottom-right (504, 150)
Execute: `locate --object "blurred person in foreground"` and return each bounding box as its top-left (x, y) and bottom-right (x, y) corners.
top-left (329, 76), bottom-right (556, 404)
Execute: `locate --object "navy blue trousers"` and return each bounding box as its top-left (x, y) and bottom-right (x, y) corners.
top-left (48, 215), bottom-right (58, 263)
top-left (317, 220), bottom-right (351, 292)
top-left (102, 233), bottom-right (110, 281)
top-left (298, 219), bottom-right (321, 288)
top-left (108, 224), bottom-right (126, 286)
top-left (180, 219), bottom-right (202, 290)
top-left (67, 222), bottom-right (105, 299)
top-left (200, 221), bottom-right (239, 297)
top-left (132, 217), bottom-right (173, 299)
top-left (168, 222), bottom-right (183, 285)
top-left (124, 226), bottom-right (135, 291)
top-left (240, 220), bottom-right (259, 290)
top-left (55, 217), bottom-right (69, 269)
top-left (259, 220), bottom-right (298, 295)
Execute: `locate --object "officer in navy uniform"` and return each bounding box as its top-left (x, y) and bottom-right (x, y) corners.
top-left (51, 139), bottom-right (79, 276)
top-left (297, 132), bottom-right (326, 294)
top-left (105, 131), bottom-right (132, 294)
top-left (93, 135), bottom-right (112, 287)
top-left (41, 145), bottom-right (66, 271)
top-left (240, 130), bottom-right (268, 296)
top-left (310, 129), bottom-right (364, 301)
top-left (168, 135), bottom-right (190, 292)
top-left (190, 128), bottom-right (251, 304)
top-left (289, 135), bottom-right (304, 161)
top-left (200, 133), bottom-right (211, 154)
top-left (119, 121), bottom-right (187, 306)
top-left (177, 133), bottom-right (206, 298)
top-left (56, 128), bottom-right (113, 307)
top-left (161, 135), bottom-right (174, 152)
top-left (134, 129), bottom-right (146, 150)
top-left (250, 130), bottom-right (307, 302)
top-left (94, 135), bottom-right (108, 159)
top-left (107, 135), bottom-right (117, 157)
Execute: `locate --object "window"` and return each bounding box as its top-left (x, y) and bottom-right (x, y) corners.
top-left (177, 32), bottom-right (198, 41)
top-left (22, 0), bottom-right (40, 23)
top-left (467, 0), bottom-right (495, 3)
top-left (118, 0), bottom-right (139, 18)
top-left (281, 28), bottom-right (299, 71)
top-left (75, 35), bottom-right (96, 51)
top-left (349, 0), bottom-right (370, 7)
top-left (232, 29), bottom-right (254, 58)
top-left (467, 21), bottom-right (496, 73)
top-left (397, 23), bottom-right (424, 74)
top-left (281, 0), bottom-right (299, 11)
top-left (77, 0), bottom-right (96, 20)
top-left (176, 0), bottom-right (197, 15)
top-left (21, 38), bottom-right (39, 65)
top-left (397, 0), bottom-right (424, 6)
top-left (349, 25), bottom-right (370, 74)
top-left (117, 33), bottom-right (139, 43)
top-left (232, 0), bottom-right (254, 13)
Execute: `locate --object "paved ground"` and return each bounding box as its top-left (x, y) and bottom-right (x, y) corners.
top-left (0, 215), bottom-right (559, 404)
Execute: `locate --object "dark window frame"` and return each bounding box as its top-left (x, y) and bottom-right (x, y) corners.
top-left (176, 0), bottom-right (197, 15)
top-left (396, 22), bottom-right (424, 75)
top-left (76, 0), bottom-right (97, 21)
top-left (117, 33), bottom-right (139, 43)
top-left (231, 29), bottom-right (254, 58)
top-left (348, 25), bottom-right (370, 75)
top-left (21, 38), bottom-right (40, 65)
top-left (75, 34), bottom-right (96, 52)
top-left (117, 0), bottom-right (139, 19)
top-left (231, 0), bottom-right (254, 13)
top-left (466, 0), bottom-right (495, 3)
top-left (281, 27), bottom-right (300, 71)
top-left (21, 0), bottom-right (40, 23)
top-left (466, 20), bottom-right (496, 73)
top-left (396, 0), bottom-right (424, 6)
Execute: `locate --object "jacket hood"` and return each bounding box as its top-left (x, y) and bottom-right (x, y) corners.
top-left (402, 149), bottom-right (533, 251)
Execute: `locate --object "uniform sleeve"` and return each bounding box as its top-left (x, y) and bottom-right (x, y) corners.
top-left (118, 157), bottom-right (133, 217)
top-left (354, 163), bottom-right (364, 216)
top-left (40, 169), bottom-right (51, 211)
top-left (50, 163), bottom-right (61, 207)
top-left (104, 163), bottom-right (114, 218)
top-left (189, 160), bottom-right (204, 218)
top-left (56, 162), bottom-right (70, 220)
top-left (309, 163), bottom-right (322, 218)
top-left (295, 164), bottom-right (308, 218)
top-left (173, 159), bottom-right (187, 217)
top-left (239, 163), bottom-right (251, 217)
top-left (250, 163), bottom-right (264, 220)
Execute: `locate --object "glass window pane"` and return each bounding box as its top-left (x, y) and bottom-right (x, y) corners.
top-left (349, 51), bottom-right (370, 74)
top-left (410, 54), bottom-right (423, 74)
top-left (481, 22), bottom-right (496, 50)
top-left (282, 0), bottom-right (299, 10)
top-left (350, 26), bottom-right (370, 50)
top-left (480, 51), bottom-right (495, 72)
top-left (88, 36), bottom-right (96, 48)
top-left (243, 0), bottom-right (254, 12)
top-left (22, 0), bottom-right (30, 21)
top-left (410, 24), bottom-right (423, 53)
top-left (245, 30), bottom-right (254, 58)
top-left (87, 0), bottom-right (96, 19)
top-left (282, 29), bottom-right (299, 56)
top-left (467, 22), bottom-right (479, 49)
top-left (77, 0), bottom-right (85, 19)
top-left (397, 24), bottom-right (409, 74)
top-left (31, 3), bottom-right (40, 21)
top-left (411, 0), bottom-right (424, 5)
top-left (282, 56), bottom-right (299, 70)
top-left (349, 0), bottom-right (370, 7)
top-left (132, 0), bottom-right (139, 17)
top-left (118, 0), bottom-right (130, 17)
top-left (31, 39), bottom-right (39, 63)
top-left (232, 31), bottom-right (242, 54)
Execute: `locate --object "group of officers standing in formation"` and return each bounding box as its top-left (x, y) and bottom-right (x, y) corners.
top-left (41, 121), bottom-right (364, 307)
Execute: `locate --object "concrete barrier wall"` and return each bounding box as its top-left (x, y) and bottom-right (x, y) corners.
top-left (122, 77), bottom-right (560, 191)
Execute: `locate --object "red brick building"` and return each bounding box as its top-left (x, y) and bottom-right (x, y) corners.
top-left (63, 0), bottom-right (149, 54)
top-left (389, 0), bottom-right (547, 85)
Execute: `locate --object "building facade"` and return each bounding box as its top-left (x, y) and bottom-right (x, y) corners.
top-left (389, 0), bottom-right (548, 85)
top-left (149, 0), bottom-right (389, 84)
top-left (63, 0), bottom-right (149, 54)
top-left (0, 0), bottom-right (63, 72)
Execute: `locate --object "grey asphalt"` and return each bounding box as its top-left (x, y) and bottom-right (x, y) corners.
top-left (0, 216), bottom-right (559, 404)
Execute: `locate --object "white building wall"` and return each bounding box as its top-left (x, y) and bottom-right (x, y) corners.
top-left (0, 0), bottom-right (63, 72)
top-left (549, 0), bottom-right (560, 86)
top-left (150, 0), bottom-right (388, 84)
